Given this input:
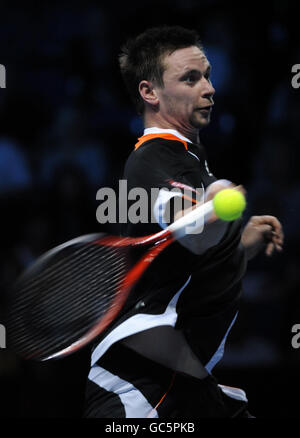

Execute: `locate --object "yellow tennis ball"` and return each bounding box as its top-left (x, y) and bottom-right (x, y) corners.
top-left (213, 188), bottom-right (246, 221)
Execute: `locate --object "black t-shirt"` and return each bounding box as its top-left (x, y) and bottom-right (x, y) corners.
top-left (91, 133), bottom-right (247, 370)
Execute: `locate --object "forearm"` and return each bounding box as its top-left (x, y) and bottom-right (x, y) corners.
top-left (178, 219), bottom-right (229, 254)
top-left (174, 207), bottom-right (228, 255)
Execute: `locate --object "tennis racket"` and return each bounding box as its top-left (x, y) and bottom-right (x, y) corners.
top-left (5, 199), bottom-right (216, 361)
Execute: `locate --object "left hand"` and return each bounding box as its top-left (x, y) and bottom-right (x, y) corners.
top-left (241, 215), bottom-right (284, 260)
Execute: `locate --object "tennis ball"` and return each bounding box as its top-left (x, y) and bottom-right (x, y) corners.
top-left (213, 188), bottom-right (246, 221)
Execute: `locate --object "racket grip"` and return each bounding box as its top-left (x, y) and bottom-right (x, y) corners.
top-left (166, 200), bottom-right (214, 238)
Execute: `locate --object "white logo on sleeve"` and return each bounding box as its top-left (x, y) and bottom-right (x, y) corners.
top-left (205, 160), bottom-right (214, 177)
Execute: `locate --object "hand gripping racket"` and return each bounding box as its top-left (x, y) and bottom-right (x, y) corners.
top-left (4, 199), bottom-right (217, 361)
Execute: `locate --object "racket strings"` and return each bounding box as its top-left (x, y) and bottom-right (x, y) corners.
top-left (7, 242), bottom-right (129, 359)
top-left (10, 250), bottom-right (127, 357)
top-left (20, 245), bottom-right (124, 321)
top-left (9, 250), bottom-right (116, 332)
top-left (14, 241), bottom-right (115, 298)
top-left (12, 243), bottom-right (122, 311)
top-left (24, 256), bottom-right (125, 336)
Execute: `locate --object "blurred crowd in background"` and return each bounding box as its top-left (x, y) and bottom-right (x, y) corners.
top-left (0, 0), bottom-right (299, 417)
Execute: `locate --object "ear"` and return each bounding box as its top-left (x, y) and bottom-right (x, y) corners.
top-left (139, 80), bottom-right (159, 107)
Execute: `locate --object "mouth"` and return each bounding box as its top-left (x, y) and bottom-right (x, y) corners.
top-left (196, 106), bottom-right (212, 114)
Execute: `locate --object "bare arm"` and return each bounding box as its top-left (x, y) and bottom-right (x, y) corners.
top-left (174, 180), bottom-right (245, 255)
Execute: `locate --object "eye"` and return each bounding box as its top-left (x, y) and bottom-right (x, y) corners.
top-left (185, 74), bottom-right (197, 84)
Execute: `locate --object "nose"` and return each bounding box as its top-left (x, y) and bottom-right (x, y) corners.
top-left (202, 78), bottom-right (215, 101)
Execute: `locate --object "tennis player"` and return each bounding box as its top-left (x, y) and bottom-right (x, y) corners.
top-left (84, 26), bottom-right (284, 418)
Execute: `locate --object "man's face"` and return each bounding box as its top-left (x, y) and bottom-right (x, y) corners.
top-left (155, 46), bottom-right (215, 131)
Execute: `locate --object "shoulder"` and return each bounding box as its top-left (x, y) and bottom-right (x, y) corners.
top-left (136, 137), bottom-right (187, 159)
top-left (124, 137), bottom-right (188, 175)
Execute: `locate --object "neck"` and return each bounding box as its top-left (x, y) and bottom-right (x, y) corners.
top-left (143, 114), bottom-right (200, 144)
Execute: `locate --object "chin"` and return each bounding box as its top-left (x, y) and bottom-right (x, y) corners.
top-left (191, 116), bottom-right (210, 130)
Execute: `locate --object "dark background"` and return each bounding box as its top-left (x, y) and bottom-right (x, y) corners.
top-left (0, 0), bottom-right (299, 418)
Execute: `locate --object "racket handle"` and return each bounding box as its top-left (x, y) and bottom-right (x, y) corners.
top-left (166, 200), bottom-right (214, 238)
